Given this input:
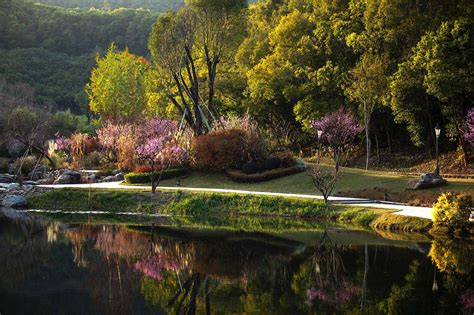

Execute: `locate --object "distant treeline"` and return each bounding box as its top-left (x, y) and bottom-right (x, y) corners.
top-left (31, 0), bottom-right (183, 11)
top-left (0, 0), bottom-right (160, 111)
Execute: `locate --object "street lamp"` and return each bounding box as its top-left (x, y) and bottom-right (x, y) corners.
top-left (317, 129), bottom-right (323, 165)
top-left (435, 124), bottom-right (441, 175)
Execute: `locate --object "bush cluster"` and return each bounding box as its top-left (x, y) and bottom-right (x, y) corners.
top-left (192, 129), bottom-right (247, 171)
top-left (227, 164), bottom-right (305, 183)
top-left (432, 193), bottom-right (473, 231)
top-left (124, 168), bottom-right (187, 184)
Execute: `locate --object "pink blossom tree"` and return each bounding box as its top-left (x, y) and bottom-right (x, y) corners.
top-left (136, 118), bottom-right (187, 193)
top-left (464, 108), bottom-right (474, 147)
top-left (310, 108), bottom-right (362, 172)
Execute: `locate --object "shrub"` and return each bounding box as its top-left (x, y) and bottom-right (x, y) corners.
top-left (0, 158), bottom-right (9, 173)
top-left (124, 168), bottom-right (187, 184)
top-left (13, 156), bottom-right (38, 175)
top-left (134, 164), bottom-right (154, 173)
top-left (96, 163), bottom-right (116, 177)
top-left (226, 164), bottom-right (305, 183)
top-left (263, 157), bottom-right (281, 171)
top-left (83, 151), bottom-right (102, 169)
top-left (220, 114), bottom-right (267, 161)
top-left (275, 151), bottom-right (296, 168)
top-left (192, 129), bottom-right (247, 171)
top-left (432, 193), bottom-right (473, 231)
top-left (69, 133), bottom-right (99, 169)
top-left (242, 161), bottom-right (260, 174)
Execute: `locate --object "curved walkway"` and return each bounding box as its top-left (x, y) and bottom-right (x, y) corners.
top-left (39, 181), bottom-right (433, 220)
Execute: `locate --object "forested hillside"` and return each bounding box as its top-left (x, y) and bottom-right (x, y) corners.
top-left (0, 0), bottom-right (159, 112)
top-left (32, 0), bottom-right (183, 11)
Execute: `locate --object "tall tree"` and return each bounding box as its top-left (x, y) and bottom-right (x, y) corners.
top-left (345, 53), bottom-right (387, 169)
top-left (147, 0), bottom-right (246, 135)
top-left (86, 44), bottom-right (149, 121)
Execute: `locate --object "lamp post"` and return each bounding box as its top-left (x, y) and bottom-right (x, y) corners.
top-left (435, 124), bottom-right (441, 175)
top-left (317, 129), bottom-right (323, 165)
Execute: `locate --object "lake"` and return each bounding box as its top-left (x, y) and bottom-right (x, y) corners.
top-left (0, 209), bottom-right (472, 314)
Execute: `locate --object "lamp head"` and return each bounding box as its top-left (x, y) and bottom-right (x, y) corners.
top-left (317, 129), bottom-right (323, 138)
top-left (434, 124), bottom-right (441, 138)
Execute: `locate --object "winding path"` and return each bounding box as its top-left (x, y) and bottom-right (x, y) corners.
top-left (39, 181), bottom-right (433, 220)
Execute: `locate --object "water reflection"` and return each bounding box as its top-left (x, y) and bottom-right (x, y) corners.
top-left (0, 211), bottom-right (472, 314)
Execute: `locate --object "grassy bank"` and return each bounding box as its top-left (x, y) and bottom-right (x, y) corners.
top-left (28, 188), bottom-right (411, 232)
top-left (132, 167), bottom-right (473, 206)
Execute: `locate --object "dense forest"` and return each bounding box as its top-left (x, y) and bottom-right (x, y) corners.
top-left (0, 0), bottom-right (160, 112)
top-left (33, 0), bottom-right (183, 10)
top-left (1, 0), bottom-right (473, 163)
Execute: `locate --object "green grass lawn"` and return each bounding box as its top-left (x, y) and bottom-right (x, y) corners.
top-left (156, 166), bottom-right (474, 196)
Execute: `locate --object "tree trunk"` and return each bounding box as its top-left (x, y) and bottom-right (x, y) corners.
top-left (374, 129), bottom-right (380, 163)
top-left (364, 101), bottom-right (371, 170)
top-left (385, 113), bottom-right (392, 154)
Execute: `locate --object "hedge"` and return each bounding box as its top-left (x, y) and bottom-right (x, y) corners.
top-left (226, 164), bottom-right (305, 183)
top-left (124, 168), bottom-right (188, 184)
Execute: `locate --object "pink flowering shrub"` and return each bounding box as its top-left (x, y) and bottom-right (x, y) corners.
top-left (220, 114), bottom-right (267, 160)
top-left (464, 108), bottom-right (474, 147)
top-left (310, 108), bottom-right (361, 172)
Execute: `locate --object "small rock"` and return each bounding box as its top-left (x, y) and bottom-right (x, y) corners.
top-left (114, 172), bottom-right (124, 181)
top-left (24, 181), bottom-right (38, 186)
top-left (37, 178), bottom-right (54, 185)
top-left (2, 195), bottom-right (27, 208)
top-left (0, 174), bottom-right (14, 183)
top-left (100, 176), bottom-right (116, 183)
top-left (0, 183), bottom-right (19, 190)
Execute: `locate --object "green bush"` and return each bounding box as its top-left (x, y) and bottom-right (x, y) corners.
top-left (226, 164), bottom-right (305, 183)
top-left (124, 168), bottom-right (188, 184)
top-left (0, 158), bottom-right (9, 173)
top-left (432, 193), bottom-right (472, 231)
top-left (13, 156), bottom-right (38, 174)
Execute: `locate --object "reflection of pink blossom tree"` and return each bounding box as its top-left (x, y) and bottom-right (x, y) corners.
top-left (310, 108), bottom-right (361, 172)
top-left (464, 109), bottom-right (474, 147)
top-left (305, 232), bottom-right (361, 309)
top-left (134, 254), bottom-right (180, 281)
top-left (135, 118), bottom-right (187, 193)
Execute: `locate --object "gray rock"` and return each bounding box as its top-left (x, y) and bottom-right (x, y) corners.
top-left (0, 174), bottom-right (14, 183)
top-left (2, 195), bottom-right (27, 208)
top-left (37, 178), bottom-right (54, 185)
top-left (114, 172), bottom-right (125, 181)
top-left (29, 171), bottom-right (44, 181)
top-left (0, 183), bottom-right (19, 190)
top-left (24, 181), bottom-right (39, 186)
top-left (54, 170), bottom-right (82, 184)
top-left (100, 176), bottom-right (116, 183)
top-left (112, 169), bottom-right (121, 176)
top-left (408, 172), bottom-right (448, 190)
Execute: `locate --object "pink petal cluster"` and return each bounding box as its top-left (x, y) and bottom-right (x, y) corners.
top-left (310, 108), bottom-right (362, 148)
top-left (464, 108), bottom-right (474, 147)
top-left (96, 122), bottom-right (133, 150)
top-left (54, 134), bottom-right (70, 152)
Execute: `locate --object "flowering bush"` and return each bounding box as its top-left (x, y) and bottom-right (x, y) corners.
top-left (432, 193), bottom-right (472, 231)
top-left (464, 108), bottom-right (474, 147)
top-left (96, 121), bottom-right (134, 163)
top-left (68, 133), bottom-right (98, 169)
top-left (220, 114), bottom-right (267, 161)
top-left (192, 129), bottom-right (247, 171)
top-left (311, 108), bottom-right (361, 172)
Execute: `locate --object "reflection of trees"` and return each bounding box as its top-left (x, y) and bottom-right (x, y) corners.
top-left (0, 214), bottom-right (51, 284)
top-left (428, 237), bottom-right (473, 275)
top-left (299, 231), bottom-right (361, 312)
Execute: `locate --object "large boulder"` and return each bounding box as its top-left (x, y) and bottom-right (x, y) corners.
top-left (114, 172), bottom-right (125, 181)
top-left (408, 173), bottom-right (448, 190)
top-left (0, 183), bottom-right (19, 190)
top-left (54, 170), bottom-right (82, 184)
top-left (2, 195), bottom-right (27, 208)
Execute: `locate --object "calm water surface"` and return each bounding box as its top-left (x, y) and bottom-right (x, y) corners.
top-left (0, 210), bottom-right (472, 314)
